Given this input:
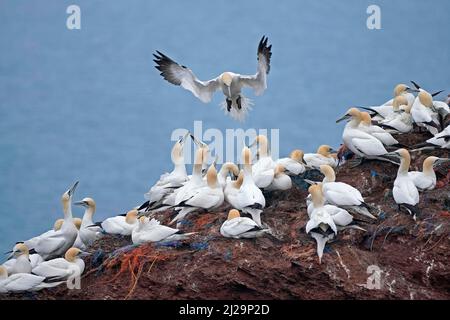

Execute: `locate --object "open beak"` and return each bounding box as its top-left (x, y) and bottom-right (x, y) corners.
top-left (190, 134), bottom-right (207, 148)
top-left (336, 114), bottom-right (351, 123)
top-left (67, 181), bottom-right (79, 198)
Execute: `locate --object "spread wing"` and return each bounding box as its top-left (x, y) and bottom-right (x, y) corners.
top-left (153, 51), bottom-right (220, 103)
top-left (239, 36), bottom-right (272, 96)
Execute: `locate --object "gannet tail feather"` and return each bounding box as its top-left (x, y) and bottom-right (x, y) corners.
top-left (220, 95), bottom-right (253, 122)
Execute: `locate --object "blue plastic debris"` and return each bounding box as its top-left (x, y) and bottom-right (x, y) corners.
top-left (378, 212), bottom-right (386, 220)
top-left (91, 249), bottom-right (105, 268)
top-left (223, 250), bottom-right (232, 261)
top-left (323, 245), bottom-right (333, 254)
top-left (155, 240), bottom-right (183, 248)
top-left (370, 170), bottom-right (378, 177)
top-left (190, 242), bottom-right (209, 251)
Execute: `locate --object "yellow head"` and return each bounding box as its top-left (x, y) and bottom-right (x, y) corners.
top-left (233, 170), bottom-right (244, 189)
top-left (393, 95), bottom-right (408, 109)
top-left (423, 156), bottom-right (439, 172)
top-left (0, 266), bottom-right (7, 279)
top-left (242, 147), bottom-right (252, 166)
top-left (227, 209), bottom-right (241, 220)
top-left (308, 184), bottom-right (324, 207)
top-left (360, 112), bottom-right (372, 126)
top-left (206, 163), bottom-right (218, 188)
top-left (418, 90), bottom-right (433, 108)
top-left (73, 218), bottom-right (82, 230)
top-left (221, 72), bottom-right (233, 87)
top-left (274, 164), bottom-right (285, 176)
top-left (12, 243), bottom-right (29, 258)
top-left (290, 149), bottom-right (304, 162)
top-left (319, 165), bottom-right (336, 182)
top-left (394, 84), bottom-right (409, 97)
top-left (317, 145), bottom-right (333, 157)
top-left (221, 162), bottom-right (240, 177)
top-left (65, 247), bottom-right (82, 262)
top-left (125, 209), bottom-right (138, 224)
top-left (337, 107), bottom-right (361, 124)
top-left (54, 218), bottom-right (64, 231)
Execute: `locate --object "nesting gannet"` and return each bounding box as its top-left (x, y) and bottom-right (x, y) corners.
top-left (29, 182), bottom-right (79, 260)
top-left (250, 135), bottom-right (276, 188)
top-left (380, 99), bottom-right (413, 133)
top-left (132, 217), bottom-right (196, 245)
top-left (32, 247), bottom-right (88, 280)
top-left (306, 185), bottom-right (351, 263)
top-left (220, 209), bottom-right (270, 239)
top-left (388, 149), bottom-right (421, 218)
top-left (265, 165), bottom-right (292, 191)
top-left (73, 197), bottom-right (102, 247)
top-left (304, 145), bottom-right (338, 169)
top-left (361, 84), bottom-right (416, 121)
top-left (410, 86), bottom-right (442, 134)
top-left (359, 112), bottom-right (400, 146)
top-left (154, 36), bottom-right (272, 121)
top-left (413, 125), bottom-right (450, 151)
top-left (275, 149), bottom-right (306, 175)
top-left (233, 147), bottom-right (266, 227)
top-left (408, 156), bottom-right (449, 191)
top-left (337, 108), bottom-right (394, 165)
top-left (91, 209), bottom-right (138, 236)
top-left (224, 169), bottom-right (244, 206)
top-left (0, 266), bottom-right (63, 293)
top-left (217, 162), bottom-right (240, 189)
top-left (170, 161), bottom-right (224, 225)
top-left (3, 243), bottom-right (32, 275)
top-left (319, 165), bottom-right (376, 220)
top-left (141, 132), bottom-right (190, 211)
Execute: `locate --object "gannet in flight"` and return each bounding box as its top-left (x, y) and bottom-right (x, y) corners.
top-left (28, 182), bottom-right (79, 260)
top-left (408, 156), bottom-right (449, 191)
top-left (154, 36), bottom-right (272, 121)
top-left (220, 209), bottom-right (270, 239)
top-left (0, 266), bottom-right (63, 293)
top-left (387, 149), bottom-right (421, 219)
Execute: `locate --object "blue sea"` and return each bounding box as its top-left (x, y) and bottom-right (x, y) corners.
top-left (0, 0), bottom-right (449, 257)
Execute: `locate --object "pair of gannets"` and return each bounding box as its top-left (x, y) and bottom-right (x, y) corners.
top-left (379, 96), bottom-right (413, 133)
top-left (26, 182), bottom-right (79, 260)
top-left (143, 132), bottom-right (190, 210)
top-left (304, 145), bottom-right (338, 169)
top-left (414, 125), bottom-right (450, 151)
top-left (409, 156), bottom-right (449, 191)
top-left (132, 217), bottom-right (196, 245)
top-left (0, 266), bottom-right (63, 293)
top-left (359, 112), bottom-right (400, 147)
top-left (250, 135), bottom-right (276, 188)
top-left (307, 165), bottom-right (376, 220)
top-left (337, 108), bottom-right (393, 164)
top-left (362, 84), bottom-right (416, 121)
top-left (226, 147), bottom-right (266, 227)
top-left (306, 185), bottom-right (354, 263)
top-left (154, 36), bottom-right (272, 122)
top-left (72, 197), bottom-right (103, 249)
top-left (171, 160), bottom-right (225, 225)
top-left (89, 209), bottom-right (138, 236)
top-left (275, 149), bottom-right (306, 175)
top-left (32, 247), bottom-right (88, 280)
top-left (220, 209), bottom-right (270, 239)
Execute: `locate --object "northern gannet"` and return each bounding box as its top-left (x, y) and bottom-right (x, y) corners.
top-left (306, 185), bottom-right (352, 263)
top-left (234, 147), bottom-right (266, 227)
top-left (91, 209), bottom-right (138, 236)
top-left (0, 266), bottom-right (63, 293)
top-left (265, 165), bottom-right (292, 191)
top-left (74, 197), bottom-right (102, 247)
top-left (380, 99), bottom-right (413, 133)
top-left (132, 217), bottom-right (196, 245)
top-left (410, 86), bottom-right (442, 134)
top-left (304, 145), bottom-right (338, 169)
top-left (388, 149), bottom-right (421, 218)
top-left (4, 243), bottom-right (32, 275)
top-left (217, 162), bottom-right (240, 189)
top-left (29, 182), bottom-right (79, 260)
top-left (408, 156), bottom-right (449, 191)
top-left (250, 135), bottom-right (275, 188)
top-left (337, 108), bottom-right (394, 165)
top-left (32, 247), bottom-right (88, 280)
top-left (359, 112), bottom-right (400, 146)
top-left (154, 36), bottom-right (272, 121)
top-left (413, 125), bottom-right (450, 151)
top-left (170, 161), bottom-right (224, 225)
top-left (220, 209), bottom-right (270, 239)
top-left (275, 149), bottom-right (306, 175)
top-left (141, 132), bottom-right (190, 211)
top-left (224, 169), bottom-right (244, 207)
top-left (319, 165), bottom-right (376, 220)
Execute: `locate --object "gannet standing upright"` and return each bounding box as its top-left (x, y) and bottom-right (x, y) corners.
top-left (29, 182), bottom-right (79, 260)
top-left (217, 162), bottom-right (240, 190)
top-left (388, 149), bottom-right (421, 219)
top-left (74, 197), bottom-right (102, 247)
top-left (250, 135), bottom-right (275, 188)
top-left (153, 36), bottom-right (272, 121)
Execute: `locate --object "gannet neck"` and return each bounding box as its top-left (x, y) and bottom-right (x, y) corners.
top-left (125, 209), bottom-right (138, 224)
top-left (206, 164), bottom-right (219, 188)
top-left (397, 149), bottom-right (411, 175)
top-left (256, 135), bottom-right (269, 157)
top-left (54, 219), bottom-right (64, 231)
top-left (309, 185), bottom-right (325, 208)
top-left (242, 147), bottom-right (254, 183)
top-left (171, 141), bottom-right (184, 165)
top-left (0, 266), bottom-right (7, 279)
top-left (418, 90), bottom-right (433, 108)
top-left (219, 162), bottom-right (239, 180)
top-left (422, 157), bottom-right (437, 176)
top-left (64, 248), bottom-right (80, 263)
top-left (290, 149), bottom-right (304, 162)
top-left (320, 165), bottom-right (335, 183)
top-left (233, 170), bottom-right (244, 189)
top-left (347, 117), bottom-right (361, 128)
top-left (173, 162), bottom-right (187, 176)
top-left (62, 199), bottom-right (73, 221)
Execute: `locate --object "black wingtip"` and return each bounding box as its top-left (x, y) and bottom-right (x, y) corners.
top-left (432, 90), bottom-right (444, 97)
top-left (410, 80), bottom-right (421, 90)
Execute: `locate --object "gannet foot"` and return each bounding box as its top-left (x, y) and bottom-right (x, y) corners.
top-left (226, 98), bottom-right (232, 112)
top-left (236, 96), bottom-right (242, 110)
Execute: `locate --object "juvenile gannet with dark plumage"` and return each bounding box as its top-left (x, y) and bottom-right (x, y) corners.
top-left (387, 149), bottom-right (421, 219)
top-left (220, 209), bottom-right (270, 239)
top-left (304, 145), bottom-right (338, 169)
top-left (408, 156), bottom-right (449, 191)
top-left (154, 36), bottom-right (272, 121)
top-left (275, 149), bottom-right (306, 175)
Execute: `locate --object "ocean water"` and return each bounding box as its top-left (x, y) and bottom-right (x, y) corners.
top-left (0, 0), bottom-right (449, 256)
